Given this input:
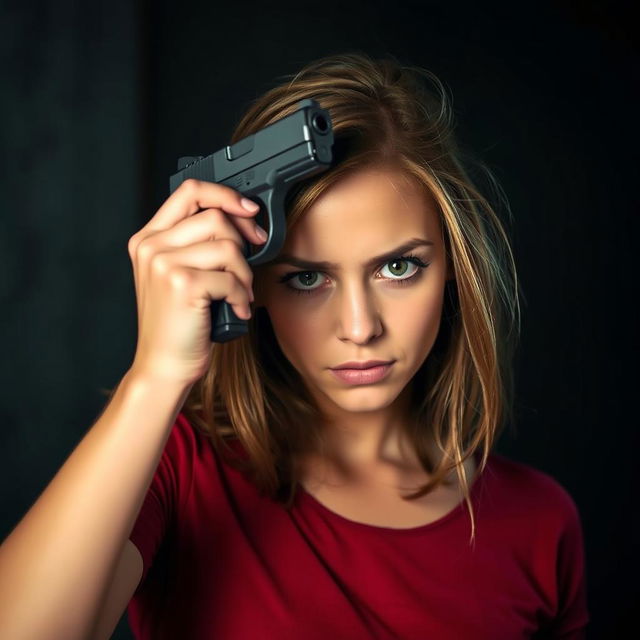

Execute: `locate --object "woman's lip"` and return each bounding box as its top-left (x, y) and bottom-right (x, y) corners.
top-left (330, 363), bottom-right (394, 385)
top-left (331, 360), bottom-right (394, 370)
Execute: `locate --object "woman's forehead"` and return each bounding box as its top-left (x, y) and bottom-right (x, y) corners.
top-left (288, 170), bottom-right (439, 241)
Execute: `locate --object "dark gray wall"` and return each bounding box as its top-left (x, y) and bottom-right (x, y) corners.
top-left (1, 1), bottom-right (141, 637)
top-left (1, 1), bottom-right (636, 638)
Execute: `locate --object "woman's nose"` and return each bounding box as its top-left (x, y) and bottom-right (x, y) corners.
top-left (335, 285), bottom-right (383, 343)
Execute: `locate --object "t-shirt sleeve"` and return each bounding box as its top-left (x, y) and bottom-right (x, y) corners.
top-left (128, 413), bottom-right (193, 595)
top-left (546, 486), bottom-right (590, 638)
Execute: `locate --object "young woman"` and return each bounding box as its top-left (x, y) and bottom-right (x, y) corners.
top-left (0, 52), bottom-right (589, 639)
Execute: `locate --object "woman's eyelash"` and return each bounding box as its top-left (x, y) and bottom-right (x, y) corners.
top-left (278, 253), bottom-right (431, 296)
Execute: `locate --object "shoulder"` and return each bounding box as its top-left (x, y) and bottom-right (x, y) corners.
top-left (164, 412), bottom-right (247, 473)
top-left (153, 412), bottom-right (218, 485)
top-left (163, 412), bottom-right (201, 458)
top-left (484, 452), bottom-right (582, 528)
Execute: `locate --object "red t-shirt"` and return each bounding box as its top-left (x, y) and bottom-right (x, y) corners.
top-left (127, 413), bottom-right (589, 639)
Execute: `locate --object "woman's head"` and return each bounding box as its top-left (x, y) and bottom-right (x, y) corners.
top-left (253, 164), bottom-right (450, 441)
top-left (182, 51), bottom-right (521, 541)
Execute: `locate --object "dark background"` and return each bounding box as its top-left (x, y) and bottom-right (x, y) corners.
top-left (1, 1), bottom-right (636, 637)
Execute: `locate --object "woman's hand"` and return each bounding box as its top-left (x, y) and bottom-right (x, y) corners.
top-left (127, 179), bottom-right (267, 386)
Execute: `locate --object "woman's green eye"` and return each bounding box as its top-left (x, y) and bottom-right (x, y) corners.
top-left (278, 254), bottom-right (430, 296)
top-left (385, 259), bottom-right (412, 278)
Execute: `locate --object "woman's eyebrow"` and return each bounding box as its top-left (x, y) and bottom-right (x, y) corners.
top-left (271, 237), bottom-right (434, 270)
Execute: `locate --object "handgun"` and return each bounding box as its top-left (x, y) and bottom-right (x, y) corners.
top-left (169, 98), bottom-right (334, 343)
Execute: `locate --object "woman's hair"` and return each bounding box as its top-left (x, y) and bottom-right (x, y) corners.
top-left (113, 51), bottom-right (521, 544)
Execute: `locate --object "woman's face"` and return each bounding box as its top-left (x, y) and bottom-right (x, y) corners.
top-left (254, 165), bottom-right (452, 426)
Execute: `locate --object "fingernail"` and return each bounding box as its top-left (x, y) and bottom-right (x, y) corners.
top-left (255, 225), bottom-right (268, 241)
top-left (241, 197), bottom-right (259, 212)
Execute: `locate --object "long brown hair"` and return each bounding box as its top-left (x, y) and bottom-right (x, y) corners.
top-left (125, 51), bottom-right (521, 544)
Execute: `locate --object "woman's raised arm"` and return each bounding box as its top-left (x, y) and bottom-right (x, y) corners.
top-left (0, 179), bottom-right (267, 639)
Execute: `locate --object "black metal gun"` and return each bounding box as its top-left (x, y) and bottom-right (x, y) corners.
top-left (169, 98), bottom-right (334, 343)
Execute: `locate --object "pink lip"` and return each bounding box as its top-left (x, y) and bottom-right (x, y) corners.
top-left (330, 363), bottom-right (394, 385)
top-left (332, 360), bottom-right (393, 370)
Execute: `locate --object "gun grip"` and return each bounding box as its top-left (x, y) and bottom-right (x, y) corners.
top-left (210, 299), bottom-right (248, 342)
top-left (210, 236), bottom-right (252, 343)
top-left (208, 187), bottom-right (286, 343)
